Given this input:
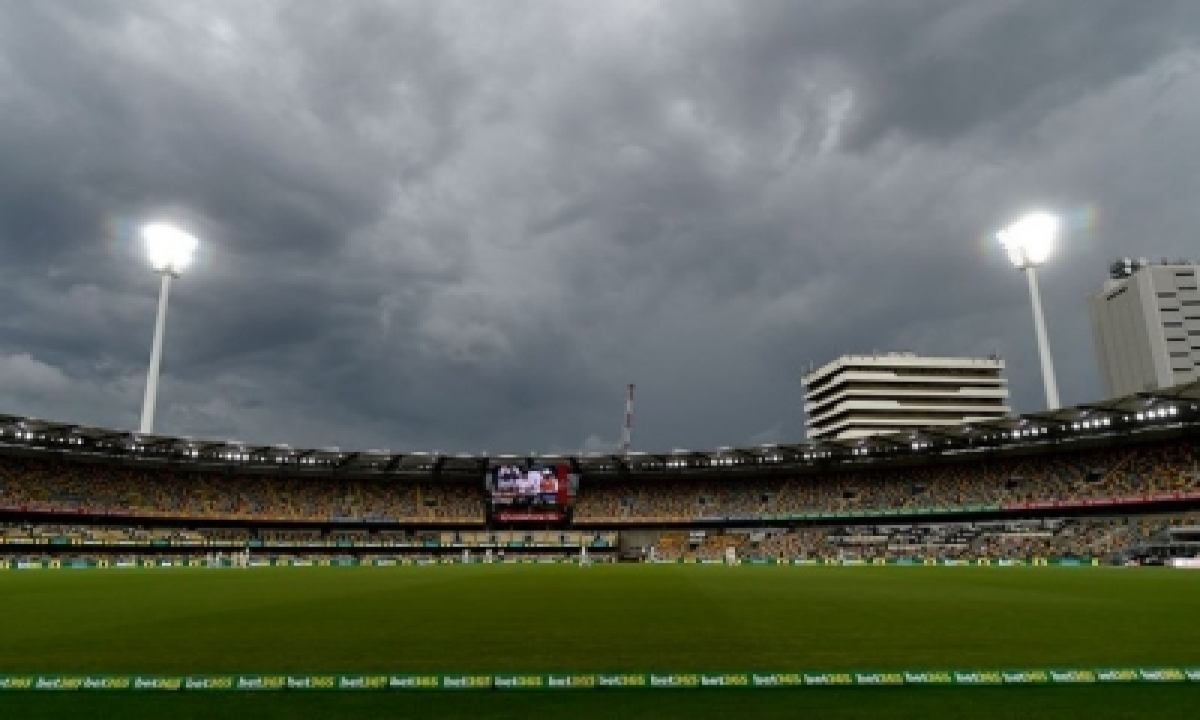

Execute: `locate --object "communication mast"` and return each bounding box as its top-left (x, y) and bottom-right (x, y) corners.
top-left (620, 383), bottom-right (635, 455)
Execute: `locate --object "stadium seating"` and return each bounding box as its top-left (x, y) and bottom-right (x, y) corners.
top-left (0, 437), bottom-right (1197, 566)
top-left (574, 439), bottom-right (1200, 523)
top-left (2, 439), bottom-right (1196, 525)
top-left (0, 456), bottom-right (488, 522)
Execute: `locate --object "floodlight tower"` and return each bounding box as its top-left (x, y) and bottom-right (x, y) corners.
top-left (138, 223), bottom-right (198, 434)
top-left (620, 383), bottom-right (635, 455)
top-left (997, 211), bottom-right (1061, 410)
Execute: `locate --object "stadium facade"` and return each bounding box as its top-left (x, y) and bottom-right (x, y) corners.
top-left (801, 352), bottom-right (1010, 441)
top-left (1089, 258), bottom-right (1200, 399)
top-left (0, 380), bottom-right (1198, 567)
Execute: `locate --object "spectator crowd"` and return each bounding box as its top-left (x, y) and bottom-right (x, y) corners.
top-left (0, 458), bottom-right (487, 522)
top-left (575, 439), bottom-right (1199, 522)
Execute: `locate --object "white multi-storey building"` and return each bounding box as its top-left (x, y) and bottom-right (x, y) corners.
top-left (1089, 259), bottom-right (1200, 399)
top-left (802, 353), bottom-right (1011, 441)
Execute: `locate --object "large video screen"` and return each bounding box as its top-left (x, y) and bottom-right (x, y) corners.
top-left (487, 463), bottom-right (574, 508)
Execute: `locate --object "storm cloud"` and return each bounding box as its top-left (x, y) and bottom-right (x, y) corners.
top-left (1, 1), bottom-right (1198, 453)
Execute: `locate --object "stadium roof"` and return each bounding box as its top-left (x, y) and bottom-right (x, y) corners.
top-left (1, 380), bottom-right (1197, 478)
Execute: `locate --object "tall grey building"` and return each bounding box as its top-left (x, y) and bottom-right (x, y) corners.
top-left (801, 352), bottom-right (1010, 441)
top-left (1089, 259), bottom-right (1200, 399)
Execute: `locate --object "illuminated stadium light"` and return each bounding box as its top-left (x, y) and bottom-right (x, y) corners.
top-left (138, 223), bottom-right (200, 435)
top-left (998, 212), bottom-right (1059, 268)
top-left (996, 211), bottom-right (1061, 410)
top-left (142, 223), bottom-right (198, 276)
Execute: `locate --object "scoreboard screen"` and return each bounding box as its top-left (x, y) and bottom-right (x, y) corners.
top-left (487, 463), bottom-right (576, 510)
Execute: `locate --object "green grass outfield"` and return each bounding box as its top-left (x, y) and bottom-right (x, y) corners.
top-left (3, 564), bottom-right (1200, 717)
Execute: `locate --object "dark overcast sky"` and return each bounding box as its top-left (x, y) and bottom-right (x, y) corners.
top-left (1, 1), bottom-right (1199, 454)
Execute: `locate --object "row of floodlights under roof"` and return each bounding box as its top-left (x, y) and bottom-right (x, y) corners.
top-left (652, 451), bottom-right (836, 469)
top-left (6, 404), bottom-right (1196, 463)
top-left (850, 441), bottom-right (939, 456)
top-left (1011, 427), bottom-right (1050, 439)
top-left (175, 449), bottom-right (332, 465)
top-left (176, 407), bottom-right (1186, 465)
top-left (3, 429), bottom-right (85, 445)
top-left (1066, 406), bottom-right (1185, 431)
top-left (1135, 406), bottom-right (1182, 421)
top-left (218, 453), bottom-right (295, 463)
top-left (847, 426), bottom-right (1062, 455)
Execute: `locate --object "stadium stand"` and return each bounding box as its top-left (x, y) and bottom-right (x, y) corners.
top-left (0, 415), bottom-right (1198, 565)
top-left (574, 439), bottom-right (1200, 523)
top-left (0, 457), bottom-right (488, 523)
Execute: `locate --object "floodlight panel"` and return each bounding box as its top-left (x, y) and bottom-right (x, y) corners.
top-left (142, 223), bottom-right (199, 274)
top-left (996, 211), bottom-right (1059, 268)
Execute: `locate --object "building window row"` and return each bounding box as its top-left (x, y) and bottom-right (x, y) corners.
top-left (811, 410), bottom-right (1008, 426)
top-left (805, 382), bottom-right (1007, 404)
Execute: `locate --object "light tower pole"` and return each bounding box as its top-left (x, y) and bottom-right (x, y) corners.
top-left (997, 212), bottom-right (1061, 410)
top-left (139, 223), bottom-right (198, 434)
top-left (620, 383), bottom-right (635, 455)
